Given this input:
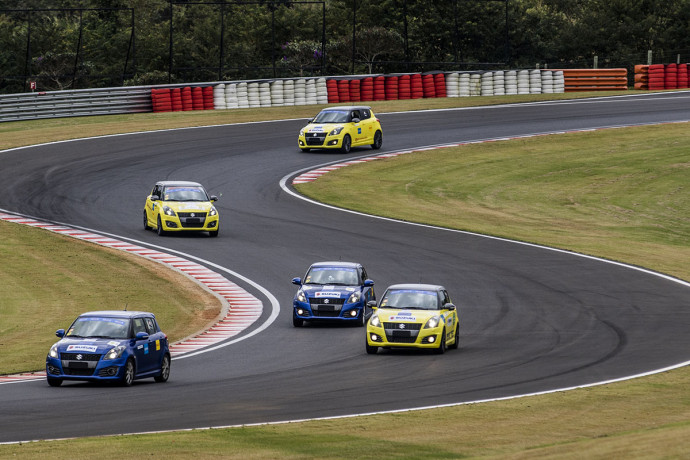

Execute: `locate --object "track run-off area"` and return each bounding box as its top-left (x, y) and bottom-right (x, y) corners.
top-left (0, 92), bottom-right (689, 443)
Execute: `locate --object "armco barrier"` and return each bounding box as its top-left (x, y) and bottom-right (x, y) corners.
top-left (549, 68), bottom-right (627, 91)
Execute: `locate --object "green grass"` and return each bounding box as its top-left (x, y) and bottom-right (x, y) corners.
top-left (0, 220), bottom-right (221, 375)
top-left (1, 91), bottom-right (689, 458)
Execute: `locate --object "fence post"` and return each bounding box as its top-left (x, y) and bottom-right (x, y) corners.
top-left (647, 50), bottom-right (652, 65)
top-left (593, 56), bottom-right (598, 69)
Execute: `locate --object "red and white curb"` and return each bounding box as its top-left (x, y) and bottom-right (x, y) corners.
top-left (0, 212), bottom-right (262, 383)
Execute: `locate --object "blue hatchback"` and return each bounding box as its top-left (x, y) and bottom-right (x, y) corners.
top-left (292, 261), bottom-right (375, 327)
top-left (46, 310), bottom-right (171, 387)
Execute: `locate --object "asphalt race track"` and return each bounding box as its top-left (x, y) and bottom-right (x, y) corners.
top-left (1, 93), bottom-right (689, 443)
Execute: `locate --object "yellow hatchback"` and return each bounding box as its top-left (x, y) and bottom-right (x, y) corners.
top-left (298, 105), bottom-right (383, 153)
top-left (365, 284), bottom-right (459, 354)
top-left (143, 181), bottom-right (220, 237)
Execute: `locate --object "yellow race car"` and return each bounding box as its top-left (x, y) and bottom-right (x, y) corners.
top-left (365, 284), bottom-right (459, 354)
top-left (298, 106), bottom-right (383, 153)
top-left (143, 181), bottom-right (220, 237)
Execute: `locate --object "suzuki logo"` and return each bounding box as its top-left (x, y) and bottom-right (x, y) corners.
top-left (399, 324), bottom-right (406, 329)
top-left (191, 213), bottom-right (195, 217)
top-left (76, 354), bottom-right (83, 360)
top-left (324, 299), bottom-right (330, 304)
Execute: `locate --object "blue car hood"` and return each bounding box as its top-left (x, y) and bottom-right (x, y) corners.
top-left (302, 285), bottom-right (359, 299)
top-left (56, 337), bottom-right (126, 354)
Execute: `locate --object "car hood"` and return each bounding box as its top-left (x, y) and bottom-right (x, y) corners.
top-left (374, 308), bottom-right (443, 324)
top-left (56, 337), bottom-right (126, 354)
top-left (301, 284), bottom-right (360, 299)
top-left (303, 123), bottom-right (343, 133)
top-left (161, 201), bottom-right (214, 213)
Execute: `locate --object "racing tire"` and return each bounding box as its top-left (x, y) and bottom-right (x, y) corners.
top-left (371, 131), bottom-right (383, 150)
top-left (143, 210), bottom-right (151, 230)
top-left (365, 338), bottom-right (378, 355)
top-left (47, 377), bottom-right (63, 387)
top-left (356, 308), bottom-right (367, 327)
top-left (209, 230), bottom-right (219, 238)
top-left (156, 216), bottom-right (166, 236)
top-left (435, 328), bottom-right (447, 355)
top-left (293, 312), bottom-right (304, 327)
top-left (120, 359), bottom-right (135, 386)
top-left (449, 323), bottom-right (460, 350)
top-left (340, 134), bottom-right (352, 153)
top-left (154, 354), bottom-right (171, 383)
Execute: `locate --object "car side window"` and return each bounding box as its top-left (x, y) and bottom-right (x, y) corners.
top-left (360, 267), bottom-right (368, 283)
top-left (442, 290), bottom-right (451, 305)
top-left (132, 318), bottom-right (147, 336)
top-left (351, 110), bottom-right (360, 120)
top-left (144, 317), bottom-right (157, 334)
top-left (361, 109), bottom-right (371, 120)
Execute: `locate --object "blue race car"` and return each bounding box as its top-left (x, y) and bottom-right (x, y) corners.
top-left (46, 310), bottom-right (171, 387)
top-left (291, 261), bottom-right (375, 327)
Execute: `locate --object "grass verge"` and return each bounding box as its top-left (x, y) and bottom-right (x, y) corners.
top-left (1, 91), bottom-right (689, 458)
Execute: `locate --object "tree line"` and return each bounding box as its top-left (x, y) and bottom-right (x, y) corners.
top-left (1, 0), bottom-right (689, 93)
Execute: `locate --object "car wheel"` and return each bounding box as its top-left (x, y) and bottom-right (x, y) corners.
top-left (357, 308), bottom-right (367, 327)
top-left (143, 210), bottom-right (151, 230)
top-left (293, 312), bottom-right (304, 327)
top-left (209, 230), bottom-right (219, 237)
top-left (449, 323), bottom-right (460, 350)
top-left (154, 354), bottom-right (171, 383)
top-left (371, 131), bottom-right (383, 149)
top-left (156, 216), bottom-right (166, 236)
top-left (47, 377), bottom-right (63, 387)
top-left (120, 359), bottom-right (135, 386)
top-left (340, 134), bottom-right (351, 153)
top-left (435, 328), bottom-right (447, 354)
top-left (365, 336), bottom-right (378, 355)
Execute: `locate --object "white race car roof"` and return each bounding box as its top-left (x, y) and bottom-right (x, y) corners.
top-left (155, 181), bottom-right (203, 187)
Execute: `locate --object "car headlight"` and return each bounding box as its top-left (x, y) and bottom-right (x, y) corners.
top-left (369, 314), bottom-right (381, 328)
top-left (296, 290), bottom-right (307, 303)
top-left (300, 128), bottom-right (307, 136)
top-left (103, 345), bottom-right (126, 361)
top-left (209, 206), bottom-right (218, 217)
top-left (163, 206), bottom-right (176, 217)
top-left (347, 291), bottom-right (361, 304)
top-left (424, 316), bottom-right (441, 329)
top-left (48, 344), bottom-right (59, 359)
top-left (329, 126), bottom-right (344, 136)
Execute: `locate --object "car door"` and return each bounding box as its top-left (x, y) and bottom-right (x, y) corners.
top-left (358, 108), bottom-right (376, 144)
top-left (350, 109), bottom-right (368, 146)
top-left (441, 290), bottom-right (457, 342)
top-left (145, 184), bottom-right (162, 227)
top-left (144, 316), bottom-right (165, 368)
top-left (131, 317), bottom-right (156, 374)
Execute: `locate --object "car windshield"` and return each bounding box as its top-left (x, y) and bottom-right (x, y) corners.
top-left (379, 289), bottom-right (439, 310)
top-left (163, 186), bottom-right (208, 202)
top-left (304, 267), bottom-right (359, 285)
top-left (313, 110), bottom-right (349, 124)
top-left (66, 317), bottom-right (131, 339)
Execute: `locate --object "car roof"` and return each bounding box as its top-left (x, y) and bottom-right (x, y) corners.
top-left (320, 106), bottom-right (372, 112)
top-left (309, 261), bottom-right (361, 269)
top-left (77, 310), bottom-right (154, 318)
top-left (385, 283), bottom-right (445, 292)
top-left (155, 181), bottom-right (203, 187)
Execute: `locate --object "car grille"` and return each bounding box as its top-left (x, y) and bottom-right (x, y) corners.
top-left (63, 368), bottom-right (96, 376)
top-left (305, 132), bottom-right (326, 146)
top-left (309, 298), bottom-right (345, 306)
top-left (309, 297), bottom-right (345, 317)
top-left (178, 212), bottom-right (207, 228)
top-left (60, 353), bottom-right (101, 361)
top-left (383, 322), bottom-right (421, 343)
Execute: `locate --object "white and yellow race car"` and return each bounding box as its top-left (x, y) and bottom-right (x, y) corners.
top-left (365, 284), bottom-right (459, 354)
top-left (298, 106), bottom-right (383, 153)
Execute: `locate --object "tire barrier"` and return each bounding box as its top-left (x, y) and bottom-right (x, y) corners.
top-left (148, 69), bottom-right (600, 115)
top-left (635, 63), bottom-right (689, 90)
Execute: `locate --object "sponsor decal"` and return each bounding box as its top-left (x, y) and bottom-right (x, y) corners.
top-left (108, 341), bottom-right (121, 346)
top-left (358, 128), bottom-right (362, 134)
top-left (389, 311), bottom-right (416, 321)
top-left (144, 343), bottom-right (149, 355)
top-left (66, 344), bottom-right (98, 353)
top-left (316, 291), bottom-right (341, 298)
top-left (310, 126), bottom-right (325, 132)
top-left (156, 340), bottom-right (160, 351)
top-left (179, 203), bottom-right (205, 211)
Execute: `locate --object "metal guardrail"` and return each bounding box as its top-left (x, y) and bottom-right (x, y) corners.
top-left (0, 86), bottom-right (154, 123)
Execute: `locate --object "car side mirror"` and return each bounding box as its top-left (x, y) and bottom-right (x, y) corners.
top-left (135, 331), bottom-right (149, 340)
top-left (292, 277), bottom-right (302, 286)
top-left (364, 279), bottom-right (374, 287)
top-left (151, 195), bottom-right (159, 201)
top-left (444, 303), bottom-right (456, 311)
top-left (55, 329), bottom-right (65, 338)
top-left (352, 118), bottom-right (360, 123)
top-left (210, 195), bottom-right (219, 202)
top-left (367, 300), bottom-right (377, 309)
